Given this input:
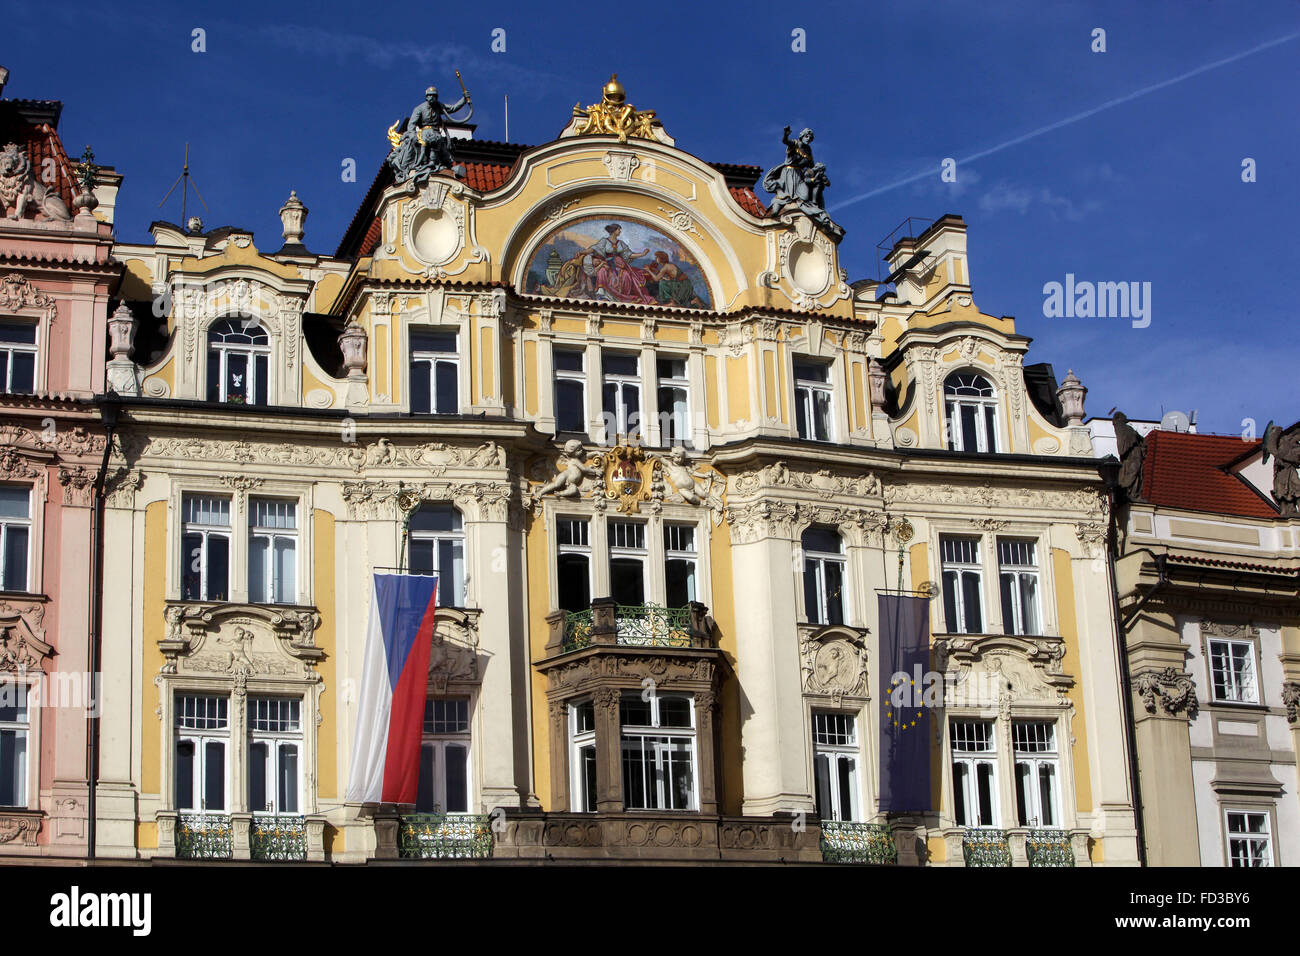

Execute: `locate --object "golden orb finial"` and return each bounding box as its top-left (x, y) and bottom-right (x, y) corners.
top-left (603, 73), bottom-right (626, 105)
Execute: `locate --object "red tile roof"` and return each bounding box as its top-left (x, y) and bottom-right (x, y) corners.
top-left (729, 186), bottom-right (767, 218)
top-left (1141, 430), bottom-right (1278, 519)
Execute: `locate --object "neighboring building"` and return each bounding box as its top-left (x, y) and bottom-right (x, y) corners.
top-left (1113, 424), bottom-right (1300, 866)
top-left (76, 76), bottom-right (1138, 864)
top-left (0, 83), bottom-right (121, 855)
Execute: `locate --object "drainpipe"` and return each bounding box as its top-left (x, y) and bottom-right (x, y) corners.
top-left (87, 396), bottom-right (120, 861)
top-left (1099, 459), bottom-right (1148, 867)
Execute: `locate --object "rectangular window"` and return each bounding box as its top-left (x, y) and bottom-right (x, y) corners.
top-left (941, 536), bottom-right (983, 634)
top-left (998, 538), bottom-right (1040, 635)
top-left (1208, 639), bottom-right (1258, 704)
top-left (0, 683), bottom-right (28, 807)
top-left (248, 697), bottom-right (301, 815)
top-left (181, 494), bottom-right (231, 602)
top-left (794, 360), bottom-right (833, 442)
top-left (248, 498), bottom-right (297, 605)
top-left (407, 505), bottom-right (466, 608)
top-left (951, 719), bottom-right (998, 828)
top-left (602, 352), bottom-right (641, 440)
top-left (664, 523), bottom-right (698, 608)
top-left (554, 349), bottom-right (587, 433)
top-left (1013, 720), bottom-right (1059, 827)
top-left (812, 712), bottom-right (859, 822)
top-left (569, 699), bottom-right (597, 812)
top-left (175, 694), bottom-right (229, 812)
top-left (0, 486), bottom-right (31, 593)
top-left (1225, 810), bottom-right (1271, 867)
top-left (410, 330), bottom-right (459, 415)
top-left (621, 693), bottom-right (696, 811)
top-left (802, 527), bottom-right (846, 626)
top-left (609, 520), bottom-right (646, 606)
top-left (556, 517), bottom-right (591, 612)
top-left (656, 356), bottom-right (691, 447)
top-left (416, 698), bottom-right (471, 814)
top-left (0, 322), bottom-right (37, 394)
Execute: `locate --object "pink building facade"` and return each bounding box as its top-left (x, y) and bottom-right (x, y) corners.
top-left (0, 82), bottom-right (119, 855)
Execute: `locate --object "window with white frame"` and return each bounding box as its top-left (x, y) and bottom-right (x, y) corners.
top-left (950, 719), bottom-right (998, 828)
top-left (664, 523), bottom-right (697, 608)
top-left (1225, 809), bottom-right (1271, 866)
top-left (945, 372), bottom-right (998, 453)
top-left (556, 517), bottom-right (591, 612)
top-left (175, 694), bottom-right (229, 812)
top-left (207, 318), bottom-right (269, 406)
top-left (620, 693), bottom-right (696, 811)
top-left (1208, 638), bottom-right (1258, 704)
top-left (248, 697), bottom-right (301, 815)
top-left (248, 498), bottom-right (297, 605)
top-left (1013, 720), bottom-right (1060, 828)
top-left (998, 538), bottom-right (1040, 635)
top-left (554, 349), bottom-right (587, 434)
top-left (812, 711), bottom-right (859, 822)
top-left (0, 486), bottom-right (31, 593)
top-left (602, 352), bottom-right (641, 440)
top-left (0, 322), bottom-right (37, 394)
top-left (417, 698), bottom-right (470, 813)
top-left (656, 356), bottom-right (691, 447)
top-left (569, 699), bottom-right (597, 812)
top-left (802, 526), bottom-right (846, 625)
top-left (409, 329), bottom-right (459, 415)
top-left (793, 359), bottom-right (833, 442)
top-left (408, 504), bottom-right (465, 608)
top-left (182, 494), bottom-right (231, 602)
top-left (0, 683), bottom-right (28, 807)
top-left (609, 520), bottom-right (646, 606)
top-left (941, 536), bottom-right (984, 634)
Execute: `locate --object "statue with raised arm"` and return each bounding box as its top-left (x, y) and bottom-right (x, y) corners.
top-left (762, 126), bottom-right (843, 240)
top-left (1262, 421), bottom-right (1300, 516)
top-left (536, 439), bottom-right (601, 499)
top-left (387, 80), bottom-right (473, 185)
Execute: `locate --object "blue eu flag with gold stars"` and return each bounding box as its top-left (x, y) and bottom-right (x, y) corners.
top-left (878, 594), bottom-right (932, 812)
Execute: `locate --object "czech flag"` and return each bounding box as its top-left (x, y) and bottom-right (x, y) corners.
top-left (346, 573), bottom-right (439, 805)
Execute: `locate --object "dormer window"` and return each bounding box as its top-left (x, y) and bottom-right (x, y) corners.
top-left (207, 318), bottom-right (269, 406)
top-left (0, 322), bottom-right (37, 395)
top-left (944, 372), bottom-right (998, 453)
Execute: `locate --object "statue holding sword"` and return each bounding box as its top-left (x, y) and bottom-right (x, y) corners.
top-left (387, 74), bottom-right (474, 184)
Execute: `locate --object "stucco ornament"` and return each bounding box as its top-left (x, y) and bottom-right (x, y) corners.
top-left (1134, 667), bottom-right (1199, 720)
top-left (658, 447), bottom-right (723, 524)
top-left (534, 439), bottom-right (602, 500)
top-left (386, 80), bottom-right (473, 184)
top-left (762, 126), bottom-right (843, 241)
top-left (0, 142), bottom-right (70, 221)
top-left (799, 627), bottom-right (868, 704)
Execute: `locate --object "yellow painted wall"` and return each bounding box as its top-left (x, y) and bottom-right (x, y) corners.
top-left (526, 515), bottom-right (553, 809)
top-left (142, 500), bottom-right (167, 797)
top-left (523, 340), bottom-right (538, 415)
top-left (314, 510), bottom-right (337, 800)
top-left (1051, 549), bottom-right (1094, 813)
top-left (479, 325), bottom-right (494, 401)
top-left (709, 520), bottom-right (742, 814)
top-left (726, 356), bottom-right (749, 424)
top-left (704, 355), bottom-right (720, 429)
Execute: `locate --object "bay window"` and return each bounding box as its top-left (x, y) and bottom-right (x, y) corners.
top-left (0, 486), bottom-right (30, 592)
top-left (410, 329), bottom-right (459, 415)
top-left (620, 693), bottom-right (696, 811)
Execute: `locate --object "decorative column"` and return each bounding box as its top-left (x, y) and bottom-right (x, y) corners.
top-left (695, 690), bottom-right (720, 814)
top-left (592, 687), bottom-right (624, 812)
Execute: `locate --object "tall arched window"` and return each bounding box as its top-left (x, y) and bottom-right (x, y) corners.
top-left (207, 318), bottom-right (270, 405)
top-left (944, 372), bottom-right (998, 453)
top-left (407, 504), bottom-right (465, 608)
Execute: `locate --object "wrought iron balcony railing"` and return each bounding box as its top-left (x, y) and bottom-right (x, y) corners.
top-left (820, 821), bottom-right (897, 864)
top-left (962, 827), bottom-right (1011, 867)
top-left (176, 813), bottom-right (233, 860)
top-left (563, 604), bottom-right (693, 652)
top-left (397, 813), bottom-right (493, 860)
top-left (1026, 828), bottom-right (1074, 867)
top-left (251, 815), bottom-right (308, 861)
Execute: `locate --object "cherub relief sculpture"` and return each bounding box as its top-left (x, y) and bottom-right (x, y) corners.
top-left (536, 439), bottom-right (601, 498)
top-left (659, 446), bottom-right (723, 519)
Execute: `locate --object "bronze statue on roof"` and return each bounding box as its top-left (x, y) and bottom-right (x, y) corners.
top-left (386, 77), bottom-right (473, 185)
top-left (1262, 421), bottom-right (1300, 516)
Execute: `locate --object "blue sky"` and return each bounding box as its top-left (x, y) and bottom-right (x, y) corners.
top-left (6, 0), bottom-right (1297, 435)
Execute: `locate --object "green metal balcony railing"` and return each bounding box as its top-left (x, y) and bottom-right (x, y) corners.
top-left (1026, 828), bottom-right (1075, 867)
top-left (251, 815), bottom-right (308, 861)
top-left (820, 821), bottom-right (897, 864)
top-left (176, 813), bottom-right (233, 860)
top-left (397, 813), bottom-right (494, 860)
top-left (563, 604), bottom-right (693, 652)
top-left (962, 828), bottom-right (1011, 867)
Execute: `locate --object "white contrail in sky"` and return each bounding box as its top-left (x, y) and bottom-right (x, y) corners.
top-left (829, 30), bottom-right (1300, 212)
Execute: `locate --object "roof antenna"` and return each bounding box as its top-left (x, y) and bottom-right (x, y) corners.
top-left (504, 94), bottom-right (509, 142)
top-left (158, 143), bottom-right (210, 233)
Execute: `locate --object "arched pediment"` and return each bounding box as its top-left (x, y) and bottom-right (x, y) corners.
top-left (160, 602), bottom-right (324, 679)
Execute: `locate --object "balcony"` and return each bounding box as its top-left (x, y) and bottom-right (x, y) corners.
top-left (176, 813), bottom-right (233, 860)
top-left (158, 810), bottom-right (326, 861)
top-left (962, 828), bottom-right (1011, 867)
top-left (1025, 828), bottom-right (1075, 867)
top-left (549, 597), bottom-right (713, 655)
top-left (251, 815), bottom-right (307, 861)
top-left (820, 821), bottom-right (897, 864)
top-left (397, 813), bottom-right (494, 860)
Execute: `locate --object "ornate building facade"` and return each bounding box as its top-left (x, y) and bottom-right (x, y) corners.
top-left (6, 74), bottom-right (1145, 864)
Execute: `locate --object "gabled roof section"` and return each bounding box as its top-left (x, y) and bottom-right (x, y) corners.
top-left (1141, 429), bottom-right (1278, 519)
